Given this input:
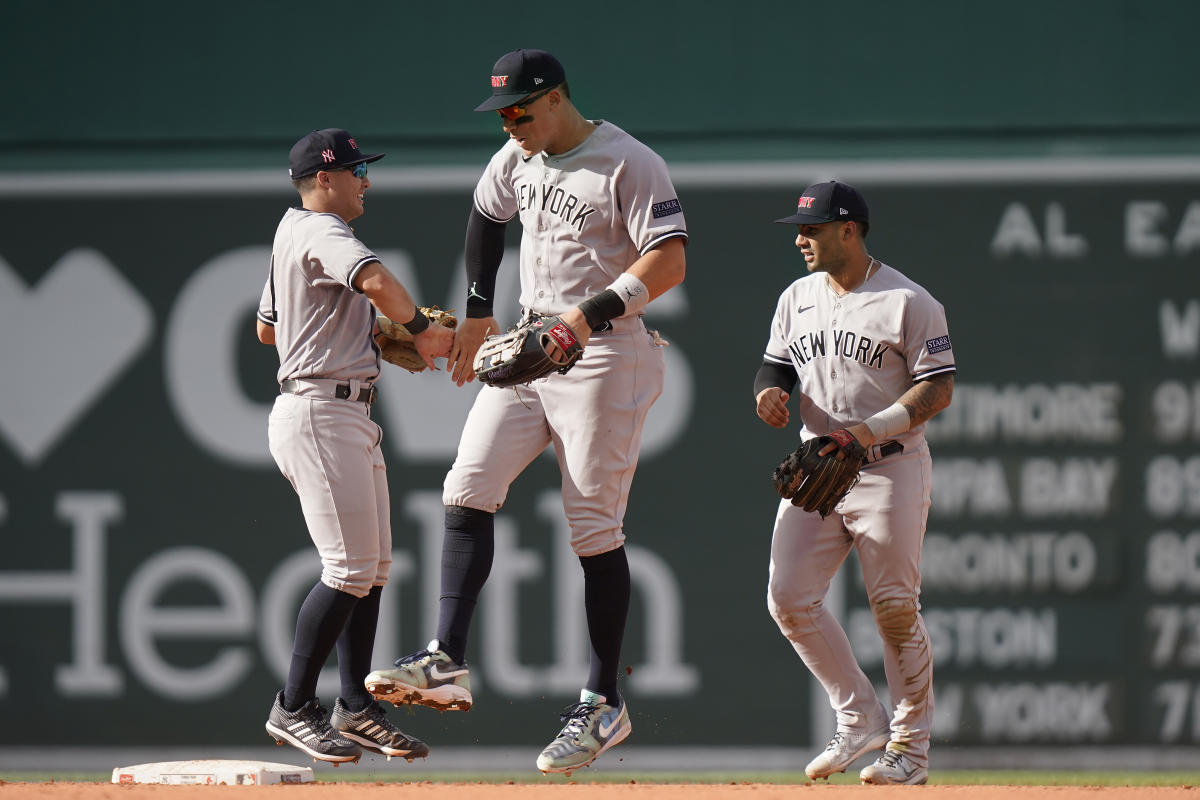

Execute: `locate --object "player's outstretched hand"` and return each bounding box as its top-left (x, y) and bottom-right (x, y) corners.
top-left (414, 322), bottom-right (455, 371)
top-left (448, 317), bottom-right (499, 386)
top-left (756, 387), bottom-right (790, 428)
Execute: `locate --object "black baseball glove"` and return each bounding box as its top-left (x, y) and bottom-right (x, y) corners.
top-left (473, 313), bottom-right (584, 388)
top-left (772, 429), bottom-right (866, 518)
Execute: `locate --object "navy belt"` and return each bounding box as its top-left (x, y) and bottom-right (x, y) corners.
top-left (879, 441), bottom-right (903, 458)
top-left (281, 378), bottom-right (376, 404)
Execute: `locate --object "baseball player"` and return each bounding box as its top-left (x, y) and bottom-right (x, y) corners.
top-left (256, 128), bottom-right (453, 764)
top-left (365, 49), bottom-right (687, 773)
top-left (754, 181), bottom-right (954, 785)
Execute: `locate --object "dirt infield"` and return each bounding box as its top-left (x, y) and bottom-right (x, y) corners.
top-left (3, 784), bottom-right (1199, 799)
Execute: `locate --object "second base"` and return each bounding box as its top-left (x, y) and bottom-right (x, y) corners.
top-left (111, 758), bottom-right (314, 785)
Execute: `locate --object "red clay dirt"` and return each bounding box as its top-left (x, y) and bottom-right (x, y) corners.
top-left (1, 784), bottom-right (1196, 799)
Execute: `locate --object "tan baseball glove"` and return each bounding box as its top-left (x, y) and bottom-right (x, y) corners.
top-left (376, 306), bottom-right (458, 372)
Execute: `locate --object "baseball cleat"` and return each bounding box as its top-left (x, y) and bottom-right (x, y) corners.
top-left (860, 746), bottom-right (928, 785)
top-left (330, 697), bottom-right (431, 761)
top-left (805, 719), bottom-right (891, 780)
top-left (265, 691), bottom-right (362, 764)
top-left (536, 691), bottom-right (632, 774)
top-left (364, 639), bottom-right (473, 711)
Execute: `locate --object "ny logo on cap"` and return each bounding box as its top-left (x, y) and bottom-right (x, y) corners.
top-left (798, 196), bottom-right (815, 209)
top-left (321, 149), bottom-right (336, 163)
top-left (491, 75), bottom-right (509, 87)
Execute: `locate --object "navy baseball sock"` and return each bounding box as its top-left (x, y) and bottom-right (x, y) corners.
top-left (580, 545), bottom-right (631, 705)
top-left (336, 584), bottom-right (383, 712)
top-left (436, 505), bottom-right (495, 664)
top-left (282, 581), bottom-right (359, 712)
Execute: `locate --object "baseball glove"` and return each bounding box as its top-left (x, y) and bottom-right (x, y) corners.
top-left (473, 313), bottom-right (583, 388)
top-left (376, 306), bottom-right (458, 373)
top-left (772, 429), bottom-right (866, 518)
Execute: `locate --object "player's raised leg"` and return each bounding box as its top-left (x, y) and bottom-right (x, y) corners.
top-left (365, 637), bottom-right (474, 711)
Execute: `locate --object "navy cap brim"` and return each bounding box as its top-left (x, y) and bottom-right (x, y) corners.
top-left (344, 152), bottom-right (386, 168)
top-left (775, 212), bottom-right (838, 225)
top-left (475, 92), bottom-right (528, 112)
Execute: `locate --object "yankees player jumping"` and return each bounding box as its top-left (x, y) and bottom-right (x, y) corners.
top-left (257, 128), bottom-right (453, 764)
top-left (754, 182), bottom-right (954, 785)
top-left (365, 49), bottom-right (687, 773)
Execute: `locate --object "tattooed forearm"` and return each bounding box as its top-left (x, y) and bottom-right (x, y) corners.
top-left (900, 373), bottom-right (954, 427)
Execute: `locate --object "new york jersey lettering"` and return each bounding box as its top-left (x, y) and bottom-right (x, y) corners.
top-left (517, 182), bottom-right (597, 231)
top-left (788, 331), bottom-right (827, 366)
top-left (791, 329), bottom-right (889, 370)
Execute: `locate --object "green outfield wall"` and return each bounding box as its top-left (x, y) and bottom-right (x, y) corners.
top-left (3, 0), bottom-right (1199, 168)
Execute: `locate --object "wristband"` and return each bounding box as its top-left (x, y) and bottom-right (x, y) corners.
top-left (577, 289), bottom-right (626, 330)
top-left (863, 402), bottom-right (911, 440)
top-left (607, 272), bottom-right (649, 315)
top-left (401, 309), bottom-right (430, 336)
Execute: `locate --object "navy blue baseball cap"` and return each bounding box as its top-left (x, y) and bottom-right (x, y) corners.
top-left (288, 128), bottom-right (385, 179)
top-left (775, 181), bottom-right (869, 225)
top-left (475, 49), bottom-right (566, 112)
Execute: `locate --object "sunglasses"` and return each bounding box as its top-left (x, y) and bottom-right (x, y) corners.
top-left (326, 162), bottom-right (368, 178)
top-left (496, 86), bottom-right (555, 121)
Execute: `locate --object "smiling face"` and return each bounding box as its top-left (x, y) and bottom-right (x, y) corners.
top-left (319, 165), bottom-right (371, 222)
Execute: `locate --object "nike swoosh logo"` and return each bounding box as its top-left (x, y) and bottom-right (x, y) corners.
top-left (429, 664), bottom-right (468, 681)
top-left (797, 305), bottom-right (815, 314)
top-left (598, 713), bottom-right (621, 738)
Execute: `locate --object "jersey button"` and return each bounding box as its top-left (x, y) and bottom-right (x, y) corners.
top-left (833, 403), bottom-right (839, 411)
top-left (831, 370), bottom-right (837, 378)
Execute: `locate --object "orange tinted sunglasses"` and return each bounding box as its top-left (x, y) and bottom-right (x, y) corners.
top-left (496, 86), bottom-right (555, 121)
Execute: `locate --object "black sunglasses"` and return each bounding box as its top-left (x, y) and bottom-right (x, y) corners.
top-left (497, 86), bottom-right (555, 121)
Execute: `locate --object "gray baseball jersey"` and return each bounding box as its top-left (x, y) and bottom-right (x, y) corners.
top-left (258, 207), bottom-right (381, 385)
top-left (762, 262), bottom-right (955, 449)
top-left (472, 120), bottom-right (687, 316)
top-left (444, 120), bottom-right (686, 556)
